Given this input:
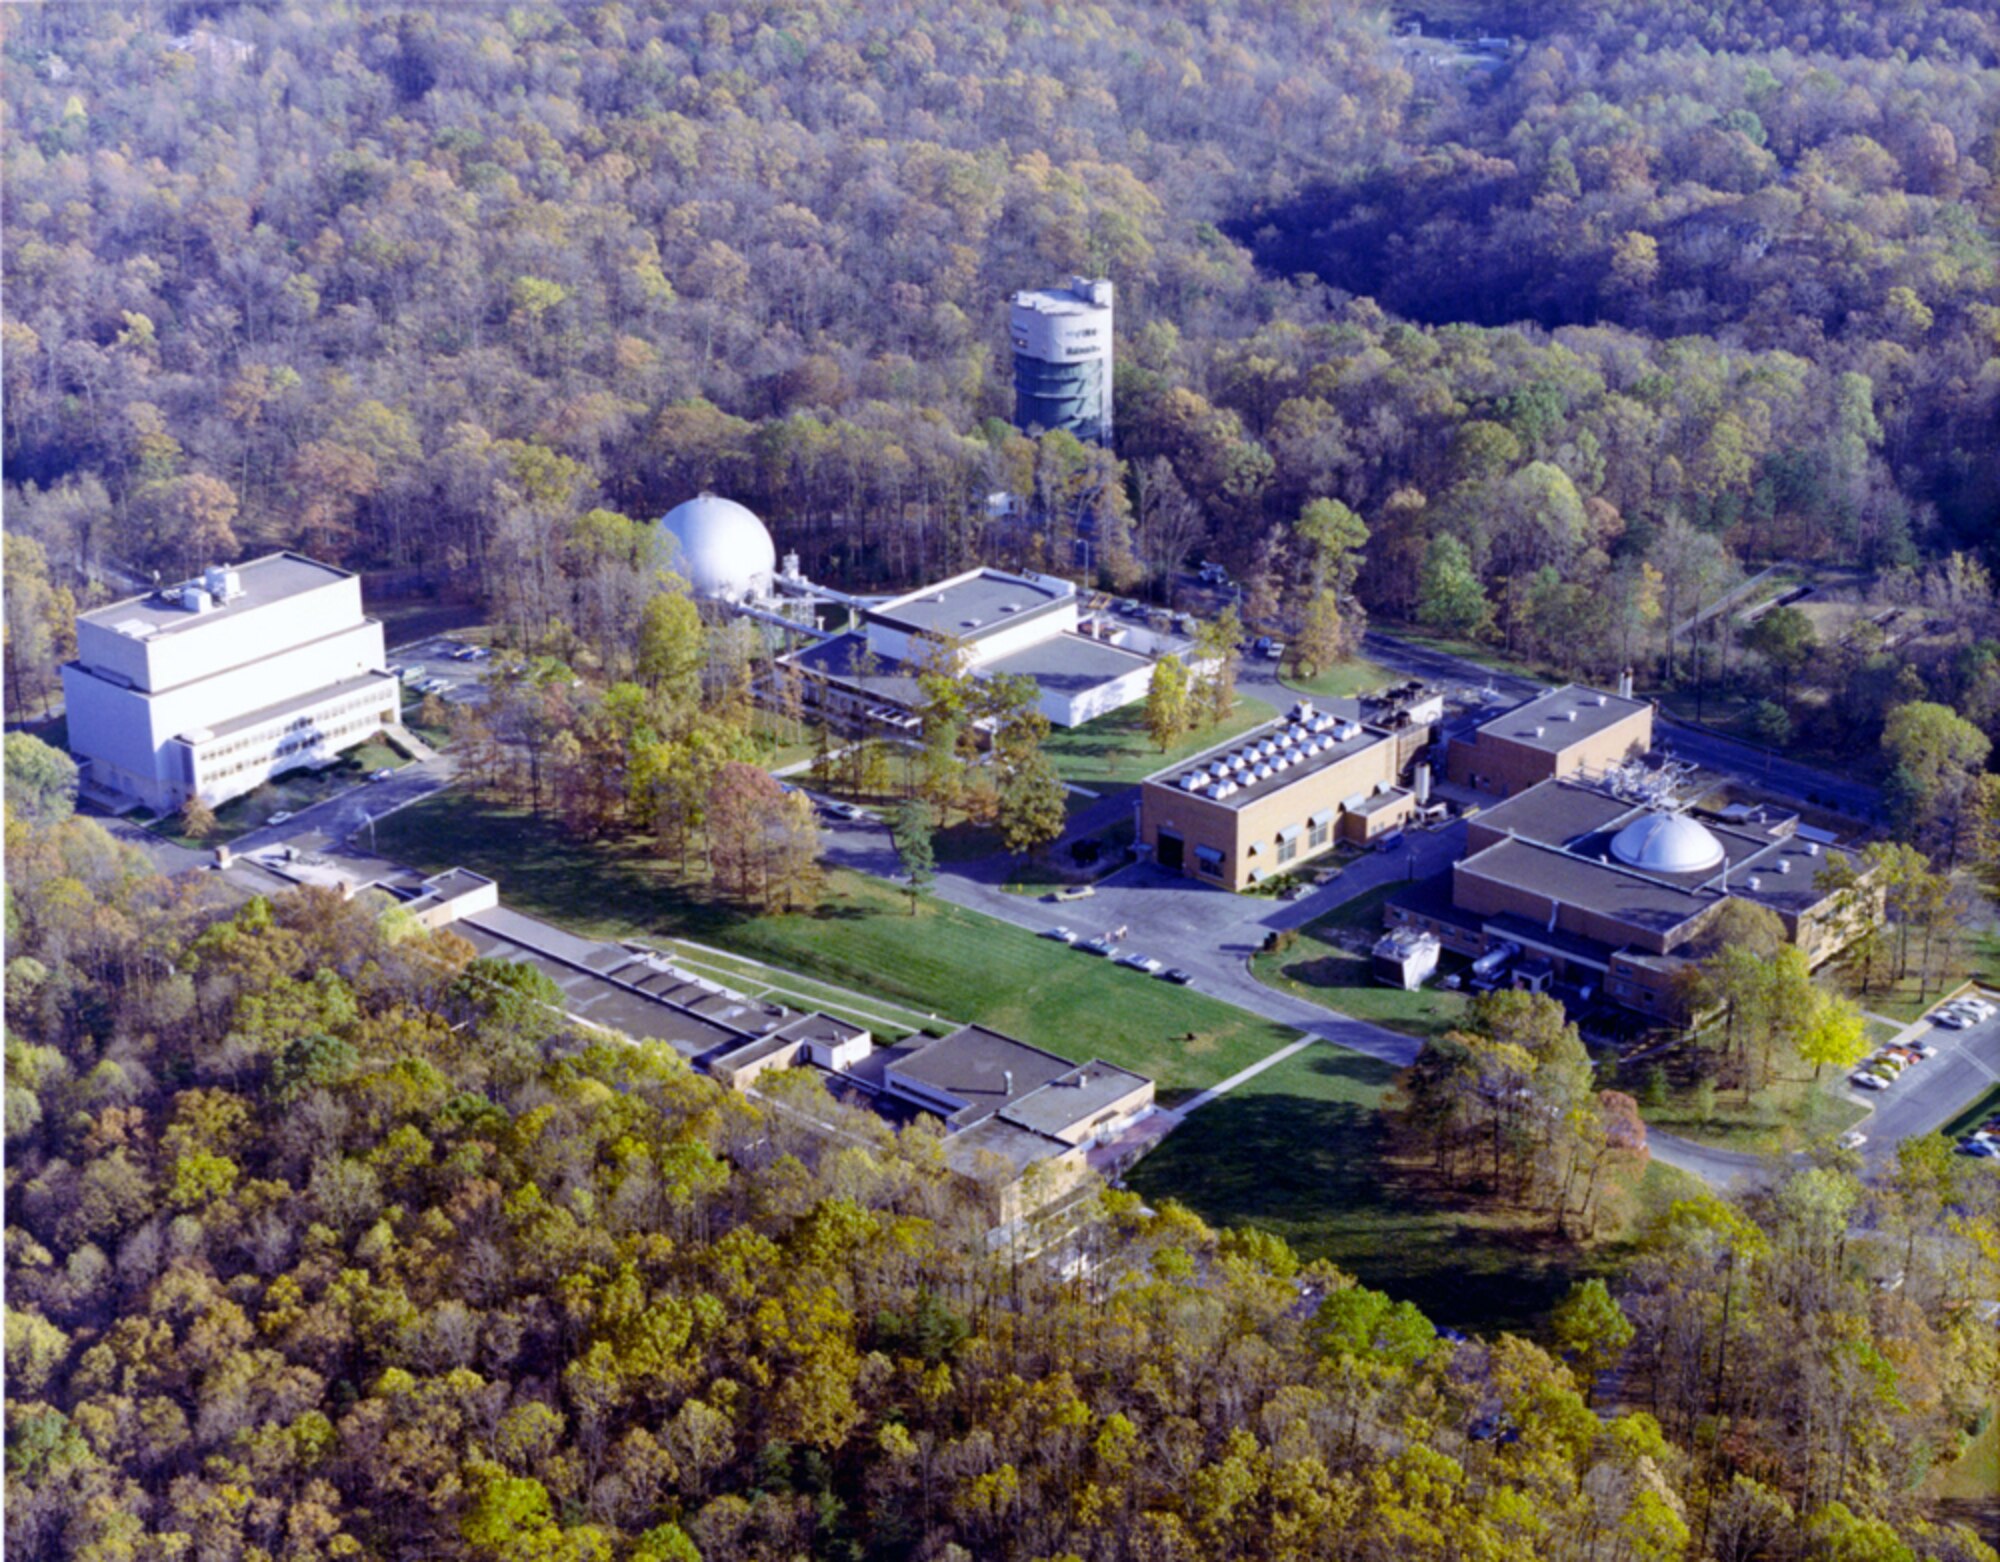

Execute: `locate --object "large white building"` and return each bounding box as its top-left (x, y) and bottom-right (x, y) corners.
top-left (1011, 277), bottom-right (1114, 445)
top-left (62, 554), bottom-right (397, 812)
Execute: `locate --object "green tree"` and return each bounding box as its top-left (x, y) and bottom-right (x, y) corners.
top-left (1145, 653), bottom-right (1191, 751)
top-left (998, 753), bottom-right (1067, 857)
top-left (891, 799), bottom-right (936, 913)
top-left (1550, 1278), bottom-right (1634, 1399)
top-left (4, 733), bottom-right (77, 822)
top-left (1417, 535), bottom-right (1491, 638)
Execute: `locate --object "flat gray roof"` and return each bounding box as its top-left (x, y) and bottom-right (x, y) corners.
top-left (1002, 1061), bottom-right (1150, 1138)
top-left (82, 552), bottom-right (353, 637)
top-left (179, 670), bottom-right (397, 742)
top-left (886, 1023), bottom-right (1076, 1127)
top-left (1477, 685), bottom-right (1651, 754)
top-left (984, 632), bottom-right (1153, 693)
top-left (867, 571), bottom-right (1070, 641)
top-left (786, 632), bottom-right (927, 707)
top-left (1457, 836), bottom-right (1713, 936)
top-left (944, 1116), bottom-right (1073, 1181)
top-left (1145, 708), bottom-right (1394, 812)
top-left (1472, 780), bottom-right (1638, 848)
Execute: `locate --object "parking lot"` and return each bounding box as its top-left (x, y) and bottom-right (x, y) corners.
top-left (1854, 993), bottom-right (2000, 1163)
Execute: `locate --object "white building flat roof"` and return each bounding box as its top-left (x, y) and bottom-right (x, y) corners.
top-left (80, 553), bottom-right (353, 638)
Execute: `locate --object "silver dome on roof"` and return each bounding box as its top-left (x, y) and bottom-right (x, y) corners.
top-left (657, 493), bottom-right (776, 602)
top-left (1609, 811), bottom-right (1725, 876)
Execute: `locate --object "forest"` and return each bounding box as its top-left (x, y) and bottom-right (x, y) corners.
top-left (6, 771), bottom-right (2000, 1561)
top-left (4, 0), bottom-right (1998, 744)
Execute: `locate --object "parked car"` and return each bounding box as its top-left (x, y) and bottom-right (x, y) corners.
top-left (1053, 884), bottom-right (1095, 902)
top-left (1158, 968), bottom-right (1195, 985)
top-left (1117, 953), bottom-right (1163, 975)
top-left (1041, 927), bottom-right (1078, 944)
top-left (1079, 936), bottom-right (1119, 957)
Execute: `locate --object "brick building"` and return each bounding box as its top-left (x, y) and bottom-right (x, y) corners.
top-left (1445, 684), bottom-right (1653, 796)
top-left (1139, 700), bottom-right (1417, 891)
top-left (1386, 777), bottom-right (1868, 1019)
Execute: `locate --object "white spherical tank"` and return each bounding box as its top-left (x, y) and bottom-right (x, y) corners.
top-left (1609, 811), bottom-right (1726, 876)
top-left (657, 493), bottom-right (776, 603)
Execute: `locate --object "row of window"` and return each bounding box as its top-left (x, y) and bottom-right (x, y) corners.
top-left (196, 704), bottom-right (392, 784)
top-left (194, 687), bottom-right (392, 762)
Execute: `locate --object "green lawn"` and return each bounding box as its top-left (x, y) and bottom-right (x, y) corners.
top-left (374, 791), bottom-right (1301, 1102)
top-left (1043, 696), bottom-right (1275, 795)
top-left (1281, 656), bottom-right (1398, 700)
top-left (1250, 884), bottom-right (1473, 1044)
top-left (1127, 1041), bottom-right (1700, 1334)
top-left (1941, 1084), bottom-right (2000, 1141)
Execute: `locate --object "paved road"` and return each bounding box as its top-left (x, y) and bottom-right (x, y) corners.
top-left (1358, 629), bottom-right (1883, 822)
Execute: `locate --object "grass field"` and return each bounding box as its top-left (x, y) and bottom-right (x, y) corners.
top-left (374, 791), bottom-right (1301, 1102)
top-left (1281, 656), bottom-right (1399, 700)
top-left (1043, 697), bottom-right (1275, 796)
top-left (1250, 883), bottom-right (1473, 1043)
top-left (1127, 1041), bottom-right (1701, 1333)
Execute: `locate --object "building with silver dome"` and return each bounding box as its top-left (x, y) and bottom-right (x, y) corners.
top-left (1385, 756), bottom-right (1874, 1022)
top-left (657, 493), bottom-right (777, 603)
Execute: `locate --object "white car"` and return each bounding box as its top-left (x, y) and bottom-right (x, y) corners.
top-left (1850, 1072), bottom-right (1890, 1091)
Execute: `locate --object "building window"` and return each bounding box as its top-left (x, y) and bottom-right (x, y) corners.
top-left (1277, 837), bottom-right (1299, 864)
top-left (1194, 846), bottom-right (1224, 878)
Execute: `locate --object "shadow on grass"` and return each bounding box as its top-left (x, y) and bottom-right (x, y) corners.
top-left (1130, 1048), bottom-right (1593, 1332)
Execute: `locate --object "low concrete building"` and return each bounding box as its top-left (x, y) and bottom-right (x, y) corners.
top-left (784, 566), bottom-right (1192, 731)
top-left (1139, 700), bottom-right (1415, 891)
top-left (63, 553), bottom-right (395, 813)
top-left (1386, 775), bottom-right (1870, 1019)
top-left (1445, 684), bottom-right (1653, 797)
top-left (1373, 927), bottom-right (1440, 990)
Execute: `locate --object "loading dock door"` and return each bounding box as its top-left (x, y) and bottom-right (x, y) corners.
top-left (1157, 830), bottom-right (1185, 870)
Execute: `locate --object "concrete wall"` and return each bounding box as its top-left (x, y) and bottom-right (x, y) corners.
top-left (1141, 736), bottom-right (1402, 891)
top-left (1041, 658), bottom-right (1155, 728)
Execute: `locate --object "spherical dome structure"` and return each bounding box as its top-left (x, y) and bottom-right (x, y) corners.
top-left (657, 493), bottom-right (776, 602)
top-left (1609, 811), bottom-right (1726, 876)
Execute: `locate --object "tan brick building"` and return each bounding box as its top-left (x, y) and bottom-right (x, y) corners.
top-left (1446, 685), bottom-right (1654, 796)
top-left (1139, 701), bottom-right (1415, 891)
top-left (1385, 777), bottom-right (1869, 1021)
